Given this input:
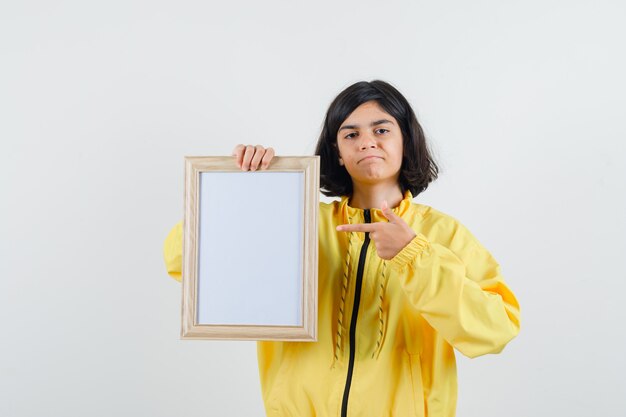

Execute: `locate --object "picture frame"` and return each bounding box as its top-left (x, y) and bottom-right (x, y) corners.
top-left (181, 155), bottom-right (319, 341)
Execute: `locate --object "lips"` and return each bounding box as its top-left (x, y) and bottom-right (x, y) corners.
top-left (359, 155), bottom-right (382, 163)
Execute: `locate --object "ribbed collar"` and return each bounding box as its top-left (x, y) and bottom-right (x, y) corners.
top-left (339, 189), bottom-right (414, 226)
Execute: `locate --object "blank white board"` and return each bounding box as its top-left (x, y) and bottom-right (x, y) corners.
top-left (196, 171), bottom-right (303, 326)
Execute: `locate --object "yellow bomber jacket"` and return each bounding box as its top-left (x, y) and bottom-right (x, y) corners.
top-left (162, 190), bottom-right (521, 417)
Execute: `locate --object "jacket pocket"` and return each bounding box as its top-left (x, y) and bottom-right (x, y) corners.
top-left (408, 353), bottom-right (426, 416)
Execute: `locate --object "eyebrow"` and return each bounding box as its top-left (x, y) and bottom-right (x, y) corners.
top-left (338, 119), bottom-right (394, 132)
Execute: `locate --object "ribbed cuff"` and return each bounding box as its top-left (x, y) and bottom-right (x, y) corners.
top-left (388, 233), bottom-right (430, 272)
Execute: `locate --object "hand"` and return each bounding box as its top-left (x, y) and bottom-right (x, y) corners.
top-left (232, 144), bottom-right (275, 171)
top-left (336, 200), bottom-right (417, 260)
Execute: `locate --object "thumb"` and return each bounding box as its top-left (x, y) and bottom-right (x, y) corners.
top-left (381, 200), bottom-right (399, 223)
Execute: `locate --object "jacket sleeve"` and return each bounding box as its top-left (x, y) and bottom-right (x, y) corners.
top-left (387, 223), bottom-right (521, 359)
top-left (163, 221), bottom-right (183, 282)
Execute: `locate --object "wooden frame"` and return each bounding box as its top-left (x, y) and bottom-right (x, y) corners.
top-left (181, 156), bottom-right (319, 341)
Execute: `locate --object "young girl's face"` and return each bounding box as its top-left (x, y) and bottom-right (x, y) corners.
top-left (335, 100), bottom-right (404, 188)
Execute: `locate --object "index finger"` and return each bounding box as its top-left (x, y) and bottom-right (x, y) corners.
top-left (232, 144), bottom-right (245, 168)
top-left (336, 223), bottom-right (381, 233)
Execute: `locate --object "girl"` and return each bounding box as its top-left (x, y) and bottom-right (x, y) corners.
top-left (163, 80), bottom-right (521, 417)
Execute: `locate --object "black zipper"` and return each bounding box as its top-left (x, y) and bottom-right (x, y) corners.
top-left (340, 208), bottom-right (371, 417)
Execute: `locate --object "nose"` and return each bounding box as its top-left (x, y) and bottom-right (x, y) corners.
top-left (359, 132), bottom-right (377, 150)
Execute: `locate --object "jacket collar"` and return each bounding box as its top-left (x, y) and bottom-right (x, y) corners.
top-left (339, 189), bottom-right (414, 224)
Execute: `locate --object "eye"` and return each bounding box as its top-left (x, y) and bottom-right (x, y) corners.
top-left (375, 128), bottom-right (389, 134)
top-left (344, 132), bottom-right (357, 139)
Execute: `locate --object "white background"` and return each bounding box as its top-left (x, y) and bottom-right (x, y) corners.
top-left (1, 1), bottom-right (624, 416)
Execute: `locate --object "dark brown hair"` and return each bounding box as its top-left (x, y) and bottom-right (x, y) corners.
top-left (315, 80), bottom-right (439, 198)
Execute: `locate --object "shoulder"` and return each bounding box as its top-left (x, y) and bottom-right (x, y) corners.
top-left (318, 199), bottom-right (339, 226)
top-left (412, 203), bottom-right (481, 251)
top-left (417, 204), bottom-right (462, 226)
top-left (420, 205), bottom-right (503, 274)
top-left (319, 199), bottom-right (340, 215)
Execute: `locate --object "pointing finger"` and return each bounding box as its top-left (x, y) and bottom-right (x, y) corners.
top-left (336, 223), bottom-right (381, 233)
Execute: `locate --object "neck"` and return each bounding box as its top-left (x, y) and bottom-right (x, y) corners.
top-left (348, 181), bottom-right (404, 210)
